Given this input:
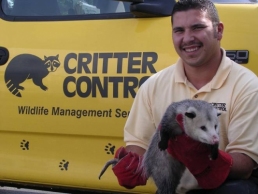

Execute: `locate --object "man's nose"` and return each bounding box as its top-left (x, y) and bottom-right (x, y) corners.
top-left (183, 30), bottom-right (195, 43)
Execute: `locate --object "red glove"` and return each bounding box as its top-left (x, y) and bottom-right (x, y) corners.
top-left (112, 147), bottom-right (147, 189)
top-left (167, 134), bottom-right (233, 189)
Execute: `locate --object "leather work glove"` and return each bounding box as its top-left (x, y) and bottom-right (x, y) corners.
top-left (167, 133), bottom-right (233, 189)
top-left (112, 147), bottom-right (147, 189)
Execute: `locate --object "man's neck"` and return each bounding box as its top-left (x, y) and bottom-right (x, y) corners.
top-left (183, 50), bottom-right (223, 90)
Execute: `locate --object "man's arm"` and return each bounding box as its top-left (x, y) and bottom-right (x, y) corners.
top-left (125, 145), bottom-right (256, 179)
top-left (229, 153), bottom-right (256, 179)
top-left (125, 145), bottom-right (146, 156)
top-left (112, 145), bottom-right (148, 189)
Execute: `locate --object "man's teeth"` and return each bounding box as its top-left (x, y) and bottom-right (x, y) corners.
top-left (185, 47), bottom-right (198, 52)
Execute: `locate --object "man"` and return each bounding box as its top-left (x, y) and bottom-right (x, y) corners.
top-left (112, 0), bottom-right (258, 193)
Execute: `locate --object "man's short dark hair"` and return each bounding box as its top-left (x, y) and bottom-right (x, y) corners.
top-left (171, 0), bottom-right (220, 26)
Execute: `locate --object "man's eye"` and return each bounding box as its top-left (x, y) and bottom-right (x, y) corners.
top-left (173, 28), bottom-right (184, 33)
top-left (174, 30), bottom-right (183, 33)
top-left (193, 26), bottom-right (205, 30)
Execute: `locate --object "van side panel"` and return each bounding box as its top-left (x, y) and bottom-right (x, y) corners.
top-left (0, 2), bottom-right (257, 194)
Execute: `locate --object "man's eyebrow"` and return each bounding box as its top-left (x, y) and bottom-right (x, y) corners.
top-left (173, 23), bottom-right (207, 31)
top-left (191, 23), bottom-right (207, 28)
top-left (173, 26), bottom-right (184, 31)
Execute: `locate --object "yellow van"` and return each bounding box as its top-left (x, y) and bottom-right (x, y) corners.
top-left (0, 0), bottom-right (257, 193)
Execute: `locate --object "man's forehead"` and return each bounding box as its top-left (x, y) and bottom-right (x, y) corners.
top-left (172, 9), bottom-right (210, 26)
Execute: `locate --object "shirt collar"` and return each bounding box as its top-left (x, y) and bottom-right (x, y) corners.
top-left (175, 49), bottom-right (232, 90)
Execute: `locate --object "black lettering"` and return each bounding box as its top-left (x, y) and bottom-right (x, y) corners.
top-left (92, 53), bottom-right (99, 74)
top-left (92, 77), bottom-right (108, 97)
top-left (88, 110), bottom-right (97, 116)
top-left (97, 110), bottom-right (103, 117)
top-left (113, 53), bottom-right (128, 73)
top-left (63, 76), bottom-right (76, 97)
top-left (115, 109), bottom-right (130, 118)
top-left (128, 52), bottom-right (141, 73)
top-left (52, 107), bottom-right (60, 116)
top-left (124, 77), bottom-right (138, 98)
top-left (18, 106), bottom-right (26, 114)
top-left (109, 77), bottom-right (123, 98)
top-left (99, 53), bottom-right (113, 73)
top-left (63, 75), bottom-right (152, 98)
top-left (77, 76), bottom-right (92, 98)
top-left (78, 53), bottom-right (92, 73)
top-left (64, 53), bottom-right (77, 74)
top-left (142, 52), bottom-right (157, 73)
top-left (75, 109), bottom-right (82, 118)
top-left (139, 76), bottom-right (150, 87)
top-left (103, 109), bottom-right (112, 117)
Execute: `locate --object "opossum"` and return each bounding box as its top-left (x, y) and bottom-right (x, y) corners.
top-left (98, 99), bottom-right (220, 194)
top-left (143, 99), bottom-right (221, 194)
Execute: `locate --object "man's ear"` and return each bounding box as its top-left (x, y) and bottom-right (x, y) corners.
top-left (216, 22), bottom-right (224, 41)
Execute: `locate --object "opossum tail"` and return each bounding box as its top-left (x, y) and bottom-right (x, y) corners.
top-left (98, 158), bottom-right (118, 180)
top-left (6, 80), bottom-right (22, 97)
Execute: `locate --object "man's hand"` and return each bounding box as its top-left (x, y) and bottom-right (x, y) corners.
top-left (167, 134), bottom-right (233, 189)
top-left (112, 147), bottom-right (147, 189)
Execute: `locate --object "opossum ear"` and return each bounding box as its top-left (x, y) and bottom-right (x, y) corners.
top-left (185, 107), bottom-right (197, 119)
top-left (217, 111), bottom-right (221, 117)
top-left (176, 114), bottom-right (184, 130)
top-left (176, 114), bottom-right (183, 124)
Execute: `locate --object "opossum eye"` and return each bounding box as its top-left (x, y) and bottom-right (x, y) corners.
top-left (200, 126), bottom-right (207, 131)
top-left (215, 125), bottom-right (217, 129)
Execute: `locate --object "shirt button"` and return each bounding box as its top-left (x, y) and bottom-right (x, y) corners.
top-left (194, 94), bottom-right (198, 98)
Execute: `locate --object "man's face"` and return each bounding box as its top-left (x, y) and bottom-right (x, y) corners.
top-left (172, 9), bottom-right (223, 67)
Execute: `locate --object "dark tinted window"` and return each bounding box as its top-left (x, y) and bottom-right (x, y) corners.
top-left (212, 0), bottom-right (257, 3)
top-left (1, 0), bottom-right (130, 16)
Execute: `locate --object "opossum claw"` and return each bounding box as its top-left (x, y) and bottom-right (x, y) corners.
top-left (158, 140), bottom-right (168, 151)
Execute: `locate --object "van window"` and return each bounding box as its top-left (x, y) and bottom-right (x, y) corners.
top-left (1, 0), bottom-right (130, 16)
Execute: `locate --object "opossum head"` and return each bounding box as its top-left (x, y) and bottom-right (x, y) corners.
top-left (182, 106), bottom-right (220, 145)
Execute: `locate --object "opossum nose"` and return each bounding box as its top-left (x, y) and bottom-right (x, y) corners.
top-left (212, 135), bottom-right (219, 144)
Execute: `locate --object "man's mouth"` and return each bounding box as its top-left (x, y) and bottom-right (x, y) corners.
top-left (184, 47), bottom-right (199, 52)
top-left (181, 43), bottom-right (203, 53)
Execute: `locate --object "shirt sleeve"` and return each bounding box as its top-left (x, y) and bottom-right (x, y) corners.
top-left (226, 90), bottom-right (258, 164)
top-left (124, 82), bottom-right (156, 150)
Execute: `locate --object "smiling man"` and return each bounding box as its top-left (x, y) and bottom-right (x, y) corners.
top-left (172, 6), bottom-right (223, 90)
top-left (111, 0), bottom-right (258, 193)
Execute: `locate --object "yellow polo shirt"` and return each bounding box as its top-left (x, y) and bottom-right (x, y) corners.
top-left (124, 49), bottom-right (258, 165)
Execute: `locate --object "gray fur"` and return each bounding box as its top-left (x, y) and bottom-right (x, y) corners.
top-left (143, 99), bottom-right (220, 194)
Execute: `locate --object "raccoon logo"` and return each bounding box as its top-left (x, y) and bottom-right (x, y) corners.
top-left (5, 54), bottom-right (60, 97)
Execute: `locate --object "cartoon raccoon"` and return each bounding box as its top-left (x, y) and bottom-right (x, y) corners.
top-left (5, 54), bottom-right (60, 97)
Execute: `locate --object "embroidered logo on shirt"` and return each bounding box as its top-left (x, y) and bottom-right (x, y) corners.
top-left (211, 103), bottom-right (227, 111)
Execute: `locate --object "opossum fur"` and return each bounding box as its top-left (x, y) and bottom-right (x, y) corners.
top-left (143, 99), bottom-right (221, 194)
